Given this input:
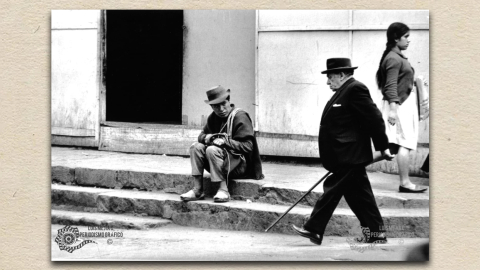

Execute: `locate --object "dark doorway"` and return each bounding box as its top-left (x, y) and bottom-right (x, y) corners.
top-left (105, 10), bottom-right (183, 124)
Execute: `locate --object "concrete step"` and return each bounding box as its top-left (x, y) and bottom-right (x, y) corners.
top-left (52, 164), bottom-right (429, 209)
top-left (51, 208), bottom-right (173, 230)
top-left (51, 184), bottom-right (429, 238)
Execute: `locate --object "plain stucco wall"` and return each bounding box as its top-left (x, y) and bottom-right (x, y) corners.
top-left (51, 10), bottom-right (100, 137)
top-left (182, 10), bottom-right (256, 128)
top-left (257, 10), bottom-right (429, 142)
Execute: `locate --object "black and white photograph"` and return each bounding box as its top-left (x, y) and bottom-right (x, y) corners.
top-left (50, 9), bottom-right (430, 261)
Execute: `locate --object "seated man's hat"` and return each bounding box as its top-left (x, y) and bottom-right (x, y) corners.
top-left (205, 85), bottom-right (230, 105)
top-left (321, 58), bottom-right (358, 74)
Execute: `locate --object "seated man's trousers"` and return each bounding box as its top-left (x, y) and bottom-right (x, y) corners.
top-left (190, 142), bottom-right (247, 182)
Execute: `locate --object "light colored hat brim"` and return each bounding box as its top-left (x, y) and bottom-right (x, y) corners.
top-left (204, 89), bottom-right (230, 105)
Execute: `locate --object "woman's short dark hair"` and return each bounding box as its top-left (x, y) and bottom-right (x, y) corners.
top-left (376, 22), bottom-right (410, 89)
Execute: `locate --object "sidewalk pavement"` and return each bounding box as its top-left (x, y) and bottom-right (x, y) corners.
top-left (51, 224), bottom-right (428, 261)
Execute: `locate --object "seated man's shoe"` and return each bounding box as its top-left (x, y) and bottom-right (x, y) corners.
top-left (213, 189), bottom-right (230, 203)
top-left (399, 185), bottom-right (428, 193)
top-left (292, 225), bottom-right (323, 245)
top-left (180, 189), bottom-right (205, 202)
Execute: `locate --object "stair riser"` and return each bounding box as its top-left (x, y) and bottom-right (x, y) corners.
top-left (233, 182), bottom-right (429, 209)
top-left (50, 216), bottom-right (168, 230)
top-left (51, 207), bottom-right (173, 230)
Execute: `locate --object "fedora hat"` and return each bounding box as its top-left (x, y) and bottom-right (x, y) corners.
top-left (321, 58), bottom-right (358, 74)
top-left (204, 85), bottom-right (230, 105)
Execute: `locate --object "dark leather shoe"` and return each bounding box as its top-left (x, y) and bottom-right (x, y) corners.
top-left (292, 225), bottom-right (323, 245)
top-left (399, 185), bottom-right (428, 193)
top-left (356, 232), bottom-right (388, 244)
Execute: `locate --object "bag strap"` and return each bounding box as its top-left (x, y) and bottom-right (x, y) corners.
top-left (226, 108), bottom-right (243, 138)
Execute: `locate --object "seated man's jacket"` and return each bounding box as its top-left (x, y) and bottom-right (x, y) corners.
top-left (319, 78), bottom-right (388, 172)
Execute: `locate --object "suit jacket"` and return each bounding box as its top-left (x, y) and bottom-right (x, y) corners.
top-left (319, 78), bottom-right (388, 172)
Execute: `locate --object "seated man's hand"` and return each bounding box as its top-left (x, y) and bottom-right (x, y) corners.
top-left (212, 138), bottom-right (225, 147)
top-left (204, 134), bottom-right (214, 144)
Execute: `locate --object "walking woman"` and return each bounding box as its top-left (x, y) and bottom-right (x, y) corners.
top-left (376, 22), bottom-right (429, 193)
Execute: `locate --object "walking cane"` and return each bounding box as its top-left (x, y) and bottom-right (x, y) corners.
top-left (264, 152), bottom-right (390, 233)
top-left (264, 171), bottom-right (332, 232)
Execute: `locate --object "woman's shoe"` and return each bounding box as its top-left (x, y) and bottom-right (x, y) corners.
top-left (399, 185), bottom-right (428, 193)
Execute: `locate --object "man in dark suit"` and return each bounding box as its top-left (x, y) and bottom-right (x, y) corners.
top-left (292, 58), bottom-right (394, 245)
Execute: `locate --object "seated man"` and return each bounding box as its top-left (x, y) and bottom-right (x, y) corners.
top-left (180, 85), bottom-right (263, 203)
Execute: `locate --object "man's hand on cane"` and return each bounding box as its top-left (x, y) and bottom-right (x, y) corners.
top-left (372, 149), bottom-right (396, 163)
top-left (381, 149), bottom-right (395, 161)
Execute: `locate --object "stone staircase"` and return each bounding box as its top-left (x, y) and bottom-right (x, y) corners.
top-left (51, 147), bottom-right (429, 238)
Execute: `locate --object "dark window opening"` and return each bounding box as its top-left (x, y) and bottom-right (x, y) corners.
top-left (105, 10), bottom-right (183, 124)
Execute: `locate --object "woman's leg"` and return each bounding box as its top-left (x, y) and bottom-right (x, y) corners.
top-left (397, 146), bottom-right (415, 188)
